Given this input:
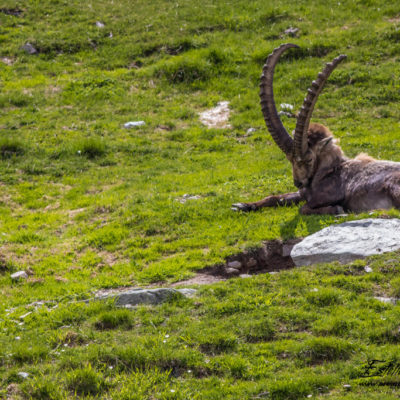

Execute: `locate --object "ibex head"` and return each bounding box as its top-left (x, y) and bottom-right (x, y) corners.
top-left (260, 44), bottom-right (346, 189)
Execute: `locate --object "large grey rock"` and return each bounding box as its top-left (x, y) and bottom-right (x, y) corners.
top-left (98, 288), bottom-right (196, 306)
top-left (291, 218), bottom-right (400, 266)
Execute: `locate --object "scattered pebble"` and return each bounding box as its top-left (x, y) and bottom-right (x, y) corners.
top-left (1, 57), bottom-right (14, 66)
top-left (96, 21), bottom-right (105, 28)
top-left (176, 194), bottom-right (201, 204)
top-left (11, 271), bottom-right (28, 281)
top-left (225, 267), bottom-right (241, 276)
top-left (284, 27), bottom-right (299, 36)
top-left (124, 121), bottom-right (146, 128)
top-left (17, 372), bottom-right (29, 379)
top-left (364, 265), bottom-right (373, 273)
top-left (227, 260), bottom-right (241, 270)
top-left (19, 312), bottom-right (32, 320)
top-left (246, 127), bottom-right (257, 134)
top-left (21, 42), bottom-right (37, 55)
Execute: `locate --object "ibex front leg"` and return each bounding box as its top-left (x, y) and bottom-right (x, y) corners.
top-left (232, 191), bottom-right (303, 212)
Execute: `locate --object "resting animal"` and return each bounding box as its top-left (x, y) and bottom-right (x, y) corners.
top-left (232, 43), bottom-right (400, 215)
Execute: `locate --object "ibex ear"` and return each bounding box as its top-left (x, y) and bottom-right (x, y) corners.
top-left (317, 137), bottom-right (333, 150)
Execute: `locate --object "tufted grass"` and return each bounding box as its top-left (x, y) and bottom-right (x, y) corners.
top-left (1, 0), bottom-right (400, 398)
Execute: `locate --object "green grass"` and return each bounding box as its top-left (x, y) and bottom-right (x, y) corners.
top-left (1, 0), bottom-right (400, 398)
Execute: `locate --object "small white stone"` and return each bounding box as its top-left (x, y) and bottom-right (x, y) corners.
top-left (20, 312), bottom-right (32, 320)
top-left (364, 266), bottom-right (373, 273)
top-left (124, 121), bottom-right (145, 128)
top-left (374, 296), bottom-right (398, 305)
top-left (96, 21), bottom-right (105, 28)
top-left (11, 271), bottom-right (28, 281)
top-left (15, 336), bottom-right (21, 340)
top-left (17, 372), bottom-right (29, 379)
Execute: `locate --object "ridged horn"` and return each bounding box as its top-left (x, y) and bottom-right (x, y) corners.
top-left (293, 54), bottom-right (347, 159)
top-left (260, 43), bottom-right (299, 156)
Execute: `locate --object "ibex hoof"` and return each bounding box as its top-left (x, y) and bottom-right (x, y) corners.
top-left (231, 203), bottom-right (255, 212)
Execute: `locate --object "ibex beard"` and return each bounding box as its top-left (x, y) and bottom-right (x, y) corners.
top-left (232, 43), bottom-right (400, 215)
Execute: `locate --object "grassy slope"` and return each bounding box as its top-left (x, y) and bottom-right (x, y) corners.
top-left (1, 0), bottom-right (400, 398)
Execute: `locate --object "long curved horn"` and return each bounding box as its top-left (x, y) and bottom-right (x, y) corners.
top-left (260, 43), bottom-right (299, 156)
top-left (293, 54), bottom-right (347, 159)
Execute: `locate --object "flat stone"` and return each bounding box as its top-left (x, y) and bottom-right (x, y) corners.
top-left (225, 267), bottom-right (241, 276)
top-left (11, 271), bottom-right (28, 280)
top-left (98, 288), bottom-right (196, 306)
top-left (227, 260), bottom-right (241, 269)
top-left (291, 218), bottom-right (400, 266)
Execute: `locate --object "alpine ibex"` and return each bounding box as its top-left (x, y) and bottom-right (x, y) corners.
top-left (232, 43), bottom-right (400, 215)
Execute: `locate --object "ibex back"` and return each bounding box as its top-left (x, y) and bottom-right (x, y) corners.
top-left (232, 43), bottom-right (400, 215)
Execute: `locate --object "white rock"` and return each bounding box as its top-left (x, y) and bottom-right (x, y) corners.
top-left (291, 218), bottom-right (400, 266)
top-left (364, 266), bottom-right (373, 273)
top-left (11, 271), bottom-right (28, 280)
top-left (124, 121), bottom-right (145, 128)
top-left (199, 101), bottom-right (231, 129)
top-left (374, 297), bottom-right (399, 305)
top-left (17, 372), bottom-right (29, 379)
top-left (96, 21), bottom-right (105, 28)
